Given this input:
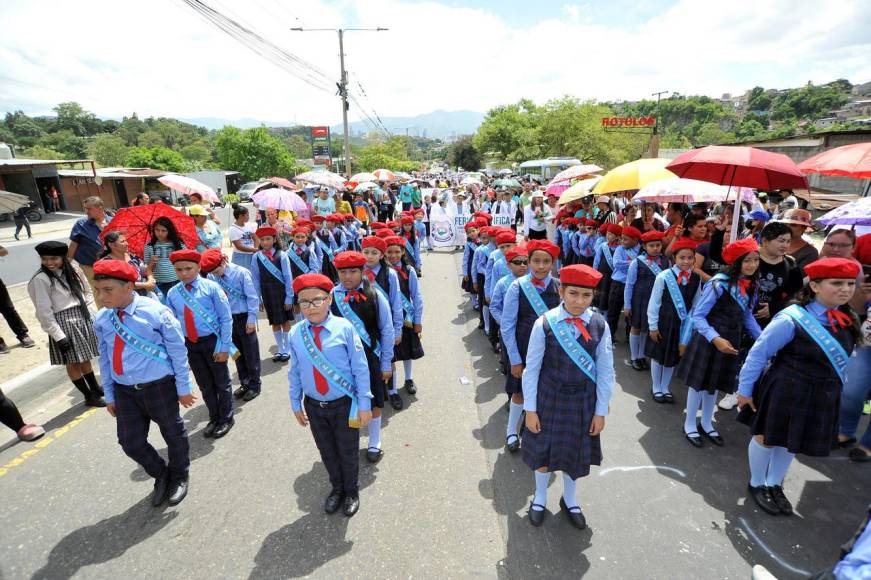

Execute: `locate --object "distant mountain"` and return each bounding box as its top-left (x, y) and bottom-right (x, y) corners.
top-left (179, 117), bottom-right (297, 130)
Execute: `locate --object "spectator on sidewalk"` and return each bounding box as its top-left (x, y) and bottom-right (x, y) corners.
top-left (99, 231), bottom-right (157, 298)
top-left (13, 206), bottom-right (32, 241)
top-left (28, 241), bottom-right (105, 407)
top-left (0, 388), bottom-right (44, 442)
top-left (67, 196), bottom-right (112, 305)
top-left (0, 246), bottom-right (36, 353)
top-left (190, 205), bottom-right (222, 251)
top-left (131, 192), bottom-right (150, 206)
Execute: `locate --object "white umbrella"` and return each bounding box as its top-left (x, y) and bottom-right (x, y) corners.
top-left (157, 174), bottom-right (219, 202)
top-left (0, 190), bottom-right (32, 213)
top-left (632, 178), bottom-right (756, 204)
top-left (251, 187), bottom-right (308, 212)
top-left (351, 172), bottom-right (377, 182)
top-left (372, 169), bottom-right (397, 181)
top-left (294, 170), bottom-right (347, 191)
top-left (460, 176), bottom-right (482, 185)
top-left (354, 181), bottom-right (378, 193)
top-left (558, 176), bottom-right (603, 205)
top-left (498, 168), bottom-right (513, 175)
top-left (550, 164), bottom-right (604, 184)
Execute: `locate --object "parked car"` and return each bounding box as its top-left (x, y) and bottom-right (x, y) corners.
top-left (237, 181), bottom-right (271, 201)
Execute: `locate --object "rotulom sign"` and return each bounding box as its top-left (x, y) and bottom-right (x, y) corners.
top-left (601, 116), bottom-right (657, 127)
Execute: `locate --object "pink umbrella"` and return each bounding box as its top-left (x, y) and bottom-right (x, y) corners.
top-left (372, 168), bottom-right (397, 181)
top-left (251, 187), bottom-right (308, 212)
top-left (545, 180), bottom-right (572, 197)
top-left (268, 176), bottom-right (298, 190)
top-left (157, 174), bottom-right (220, 202)
top-left (550, 164), bottom-right (603, 184)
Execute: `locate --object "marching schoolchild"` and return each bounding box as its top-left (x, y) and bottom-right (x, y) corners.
top-left (343, 214), bottom-right (362, 252)
top-left (330, 251), bottom-right (395, 464)
top-left (92, 259), bottom-right (193, 506)
top-left (572, 219), bottom-right (597, 266)
top-left (400, 215), bottom-right (422, 275)
top-left (522, 264), bottom-right (615, 529)
top-left (312, 215), bottom-right (339, 283)
top-left (461, 219), bottom-right (482, 309)
top-left (676, 238), bottom-right (762, 448)
top-left (166, 249), bottom-right (236, 439)
top-left (645, 238), bottom-right (702, 403)
top-left (593, 224), bottom-right (621, 316)
top-left (490, 245), bottom-right (529, 376)
top-left (561, 218), bottom-right (579, 266)
top-left (606, 226), bottom-right (642, 341)
top-left (414, 209), bottom-right (429, 257)
top-left (472, 226), bottom-right (496, 334)
top-left (200, 249), bottom-right (262, 402)
top-left (624, 230), bottom-right (670, 371)
top-left (250, 226), bottom-right (295, 362)
top-left (501, 240), bottom-right (562, 453)
top-left (484, 230), bottom-right (517, 352)
top-left (286, 226), bottom-right (321, 279)
top-left (385, 236), bottom-right (425, 395)
top-left (288, 273), bottom-right (373, 517)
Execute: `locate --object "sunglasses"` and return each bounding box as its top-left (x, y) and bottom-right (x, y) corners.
top-left (509, 259), bottom-right (529, 266)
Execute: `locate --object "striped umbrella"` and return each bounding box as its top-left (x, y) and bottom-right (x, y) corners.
top-left (372, 169), bottom-right (397, 181)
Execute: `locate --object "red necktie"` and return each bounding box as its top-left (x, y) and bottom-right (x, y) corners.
top-left (344, 290), bottom-right (367, 303)
top-left (393, 265), bottom-right (408, 280)
top-left (647, 256), bottom-right (655, 264)
top-left (264, 250), bottom-right (273, 260)
top-left (113, 310), bottom-right (125, 374)
top-left (826, 309), bottom-right (853, 331)
top-left (737, 278), bottom-right (752, 297)
top-left (311, 325), bottom-right (329, 395)
top-left (531, 277), bottom-right (546, 289)
top-left (184, 283), bottom-right (199, 342)
top-left (565, 317), bottom-right (591, 342)
top-left (364, 269), bottom-right (375, 282)
top-left (677, 271), bottom-right (690, 285)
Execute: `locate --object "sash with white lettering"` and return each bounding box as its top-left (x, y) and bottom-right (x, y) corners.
top-left (781, 304), bottom-right (849, 384)
top-left (256, 252), bottom-right (285, 284)
top-left (210, 273), bottom-right (245, 302)
top-left (638, 254), bottom-right (664, 276)
top-left (111, 311), bottom-right (172, 367)
top-left (333, 290), bottom-right (381, 358)
top-left (176, 283), bottom-right (240, 359)
top-left (600, 245), bottom-right (614, 270)
top-left (518, 274), bottom-right (550, 317)
top-left (663, 270), bottom-right (695, 345)
top-left (544, 310), bottom-right (597, 383)
top-left (299, 325), bottom-right (361, 428)
top-left (287, 247), bottom-right (311, 274)
top-left (710, 273), bottom-right (749, 311)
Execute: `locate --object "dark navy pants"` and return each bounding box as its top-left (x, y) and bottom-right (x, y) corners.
top-left (115, 376), bottom-right (190, 482)
top-left (232, 313), bottom-right (261, 391)
top-left (186, 334), bottom-right (234, 423)
top-left (305, 397), bottom-right (360, 494)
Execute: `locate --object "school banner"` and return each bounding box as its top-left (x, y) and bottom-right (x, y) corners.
top-left (491, 215), bottom-right (514, 227)
top-left (430, 201), bottom-right (472, 248)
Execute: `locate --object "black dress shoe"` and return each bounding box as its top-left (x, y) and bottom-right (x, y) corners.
top-left (271, 353), bottom-right (283, 362)
top-left (849, 448), bottom-right (871, 463)
top-left (203, 421), bottom-right (217, 438)
top-left (748, 484), bottom-right (780, 515)
top-left (152, 474), bottom-right (170, 507)
top-left (242, 389), bottom-right (260, 402)
top-left (324, 490), bottom-right (344, 514)
top-left (685, 431), bottom-right (704, 448)
top-left (698, 423), bottom-right (724, 446)
top-left (213, 418), bottom-right (235, 439)
top-left (343, 493), bottom-right (360, 517)
top-left (366, 447), bottom-right (384, 463)
top-left (280, 354), bottom-right (291, 362)
top-left (506, 435), bottom-right (520, 453)
top-left (663, 393), bottom-right (675, 404)
top-left (528, 503), bottom-right (546, 527)
top-left (631, 359), bottom-right (645, 371)
top-left (233, 386), bottom-right (248, 399)
top-left (559, 497), bottom-right (587, 530)
top-left (768, 485), bottom-right (793, 515)
top-left (404, 379), bottom-right (417, 395)
top-left (167, 479), bottom-right (188, 506)
top-left (85, 395), bottom-right (107, 407)
top-left (389, 392), bottom-right (404, 410)
top-left (652, 393), bottom-right (666, 404)
top-left (833, 436), bottom-right (857, 449)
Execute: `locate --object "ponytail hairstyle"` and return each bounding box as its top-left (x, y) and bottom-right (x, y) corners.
top-left (797, 282), bottom-right (861, 341)
top-left (724, 251), bottom-right (759, 302)
top-left (100, 230), bottom-right (124, 258)
top-left (232, 202), bottom-right (249, 221)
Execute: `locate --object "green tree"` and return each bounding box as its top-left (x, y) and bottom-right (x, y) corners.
top-left (283, 134), bottom-right (311, 158)
top-left (446, 136), bottom-right (481, 170)
top-left (214, 126), bottom-right (296, 181)
top-left (53, 102), bottom-right (101, 136)
top-left (42, 129), bottom-right (88, 159)
top-left (747, 87), bottom-right (772, 111)
top-left (21, 145), bottom-right (63, 159)
top-left (7, 114), bottom-right (45, 148)
top-left (116, 114), bottom-right (144, 146)
top-left (125, 146), bottom-right (187, 172)
top-left (473, 99), bottom-right (540, 161)
top-left (87, 134), bottom-right (130, 166)
top-left (180, 143), bottom-right (212, 164)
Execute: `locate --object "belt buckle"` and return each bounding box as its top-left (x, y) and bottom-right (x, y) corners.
top-left (318, 400), bottom-right (330, 408)
top-left (133, 383), bottom-right (145, 391)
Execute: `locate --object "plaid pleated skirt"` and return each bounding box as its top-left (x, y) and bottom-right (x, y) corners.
top-left (49, 306), bottom-right (99, 365)
top-left (393, 325), bottom-right (424, 361)
top-left (675, 330), bottom-right (739, 394)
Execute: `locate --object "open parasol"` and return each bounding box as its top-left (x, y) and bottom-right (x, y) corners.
top-left (157, 174), bottom-right (220, 203)
top-left (251, 187), bottom-right (308, 212)
top-left (99, 202), bottom-right (198, 258)
top-left (294, 170), bottom-right (347, 191)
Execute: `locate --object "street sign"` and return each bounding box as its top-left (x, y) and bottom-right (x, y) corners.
top-left (311, 126), bottom-right (331, 166)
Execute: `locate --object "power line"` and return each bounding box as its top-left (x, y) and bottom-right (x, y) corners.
top-left (352, 75), bottom-right (391, 136)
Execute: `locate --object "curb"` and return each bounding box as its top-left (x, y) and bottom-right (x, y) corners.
top-left (1, 363), bottom-right (52, 396)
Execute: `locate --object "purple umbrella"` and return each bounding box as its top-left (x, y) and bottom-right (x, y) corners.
top-left (251, 187), bottom-right (308, 212)
top-left (815, 196), bottom-right (871, 226)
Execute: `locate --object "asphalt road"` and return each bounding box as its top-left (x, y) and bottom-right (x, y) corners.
top-left (0, 250), bottom-right (867, 579)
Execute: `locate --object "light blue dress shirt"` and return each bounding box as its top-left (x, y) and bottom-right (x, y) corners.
top-left (646, 266), bottom-right (703, 331)
top-left (624, 254), bottom-right (668, 306)
top-left (93, 294), bottom-right (192, 405)
top-left (501, 274), bottom-right (554, 366)
top-left (486, 257), bottom-right (511, 301)
top-left (249, 250), bottom-right (295, 307)
top-left (288, 313), bottom-right (373, 412)
top-left (390, 262), bottom-right (424, 325)
top-left (472, 242), bottom-right (495, 276)
top-left (333, 282), bottom-right (395, 371)
top-left (165, 276), bottom-right (234, 352)
top-left (593, 243), bottom-right (617, 270)
top-left (289, 242), bottom-right (322, 273)
top-left (691, 278), bottom-right (762, 344)
top-left (489, 273), bottom-right (518, 326)
top-left (207, 263), bottom-right (259, 324)
top-left (461, 241), bottom-right (478, 277)
top-left (832, 517), bottom-right (871, 579)
top-left (611, 244), bottom-right (640, 283)
top-left (522, 305), bottom-right (615, 416)
top-left (366, 263), bottom-right (403, 338)
top-left (484, 250), bottom-right (503, 300)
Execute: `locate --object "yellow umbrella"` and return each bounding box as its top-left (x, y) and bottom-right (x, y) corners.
top-left (592, 158), bottom-right (677, 194)
top-left (558, 176), bottom-right (602, 205)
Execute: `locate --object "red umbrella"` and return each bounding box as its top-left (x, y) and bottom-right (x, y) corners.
top-left (268, 176), bottom-right (298, 190)
top-left (100, 202), bottom-right (199, 258)
top-left (797, 142), bottom-right (871, 179)
top-left (666, 145), bottom-right (807, 237)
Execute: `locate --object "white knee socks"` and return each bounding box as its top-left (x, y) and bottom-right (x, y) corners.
top-left (700, 391), bottom-right (718, 434)
top-left (507, 401), bottom-right (523, 439)
top-left (748, 438), bottom-right (773, 487)
top-left (532, 471), bottom-right (548, 509)
top-left (684, 388), bottom-right (703, 434)
top-left (403, 360), bottom-right (413, 381)
top-left (629, 333), bottom-right (641, 360)
top-left (368, 416), bottom-right (382, 450)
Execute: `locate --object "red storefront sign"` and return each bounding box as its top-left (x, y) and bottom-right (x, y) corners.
top-left (311, 126), bottom-right (329, 138)
top-left (601, 116), bottom-right (657, 127)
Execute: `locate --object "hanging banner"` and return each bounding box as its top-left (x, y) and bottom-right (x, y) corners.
top-left (429, 199), bottom-right (472, 248)
top-left (492, 215), bottom-right (514, 227)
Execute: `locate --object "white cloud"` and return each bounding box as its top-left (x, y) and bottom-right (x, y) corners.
top-left (1, 0), bottom-right (868, 126)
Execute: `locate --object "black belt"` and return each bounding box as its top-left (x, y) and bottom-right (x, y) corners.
top-left (304, 396), bottom-right (350, 409)
top-left (185, 333), bottom-right (215, 344)
top-left (117, 375), bottom-right (173, 391)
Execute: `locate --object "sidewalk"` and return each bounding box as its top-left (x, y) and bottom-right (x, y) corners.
top-left (0, 211), bottom-right (84, 245)
top-left (0, 282), bottom-right (52, 392)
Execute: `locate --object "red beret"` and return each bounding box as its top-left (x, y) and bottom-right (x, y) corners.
top-left (464, 221), bottom-right (480, 232)
top-left (333, 251), bottom-right (366, 269)
top-left (93, 259), bottom-right (139, 282)
top-left (375, 229), bottom-right (394, 239)
top-left (414, 209), bottom-right (424, 216)
top-left (199, 248), bottom-right (224, 273)
top-left (256, 227), bottom-right (277, 238)
top-left (496, 232), bottom-right (517, 245)
top-left (326, 214), bottom-right (343, 224)
top-left (671, 238), bottom-right (698, 254)
top-left (387, 220), bottom-right (400, 229)
top-left (362, 236), bottom-right (387, 254)
top-left (385, 236), bottom-right (406, 248)
top-left (526, 240), bottom-right (560, 259)
top-left (473, 211), bottom-right (492, 223)
top-left (598, 223), bottom-right (609, 234)
top-left (585, 219), bottom-right (599, 227)
top-left (607, 224), bottom-right (623, 236)
top-left (722, 237), bottom-right (759, 265)
top-left (478, 226), bottom-right (492, 237)
top-left (804, 257), bottom-right (861, 281)
top-left (370, 221), bottom-right (387, 230)
top-left (560, 264), bottom-right (603, 288)
top-left (292, 273), bottom-right (333, 295)
top-left (343, 213), bottom-right (355, 220)
top-left (400, 216), bottom-right (414, 225)
top-left (621, 226), bottom-right (642, 240)
top-left (854, 234), bottom-right (871, 265)
top-left (504, 245), bottom-right (528, 261)
top-left (312, 215), bottom-right (326, 223)
top-left (296, 219), bottom-right (313, 228)
top-left (169, 249), bottom-right (201, 264)
top-left (562, 217), bottom-right (578, 226)
top-left (291, 227), bottom-right (310, 236)
top-left (641, 231), bottom-right (665, 243)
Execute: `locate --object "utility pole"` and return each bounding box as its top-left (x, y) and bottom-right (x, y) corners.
top-left (649, 90), bottom-right (669, 158)
top-left (291, 27), bottom-right (388, 177)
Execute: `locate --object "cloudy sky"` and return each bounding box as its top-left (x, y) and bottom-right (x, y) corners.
top-left (2, 0), bottom-right (870, 125)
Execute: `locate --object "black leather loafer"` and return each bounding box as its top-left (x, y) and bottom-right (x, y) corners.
top-left (685, 431), bottom-right (704, 448)
top-left (748, 484), bottom-right (780, 515)
top-left (506, 435), bottom-right (520, 453)
top-left (167, 479), bottom-right (188, 506)
top-left (768, 485), bottom-right (793, 515)
top-left (343, 494), bottom-right (360, 517)
top-left (152, 474), bottom-right (170, 507)
top-left (389, 393), bottom-right (404, 410)
top-left (528, 503), bottom-right (546, 527)
top-left (324, 490), bottom-right (344, 514)
top-left (404, 379), bottom-right (417, 395)
top-left (366, 447), bottom-right (384, 463)
top-left (202, 421), bottom-right (217, 438)
top-left (213, 418), bottom-right (235, 439)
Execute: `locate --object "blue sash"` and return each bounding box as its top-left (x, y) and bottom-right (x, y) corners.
top-left (256, 252), bottom-right (285, 284)
top-left (601, 245), bottom-right (614, 270)
top-left (518, 275), bottom-right (550, 317)
top-left (111, 311), bottom-right (172, 367)
top-left (176, 283), bottom-right (239, 359)
top-left (398, 288), bottom-right (414, 325)
top-left (211, 274), bottom-right (244, 302)
top-left (299, 325), bottom-right (360, 428)
top-left (663, 270), bottom-right (694, 345)
top-left (315, 236), bottom-right (334, 259)
top-left (404, 238), bottom-right (416, 260)
top-left (782, 304), bottom-right (849, 384)
top-left (544, 310), bottom-right (597, 383)
top-left (711, 273), bottom-right (749, 312)
top-left (287, 247), bottom-right (310, 274)
top-left (638, 255), bottom-right (663, 276)
top-left (333, 290), bottom-right (381, 358)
